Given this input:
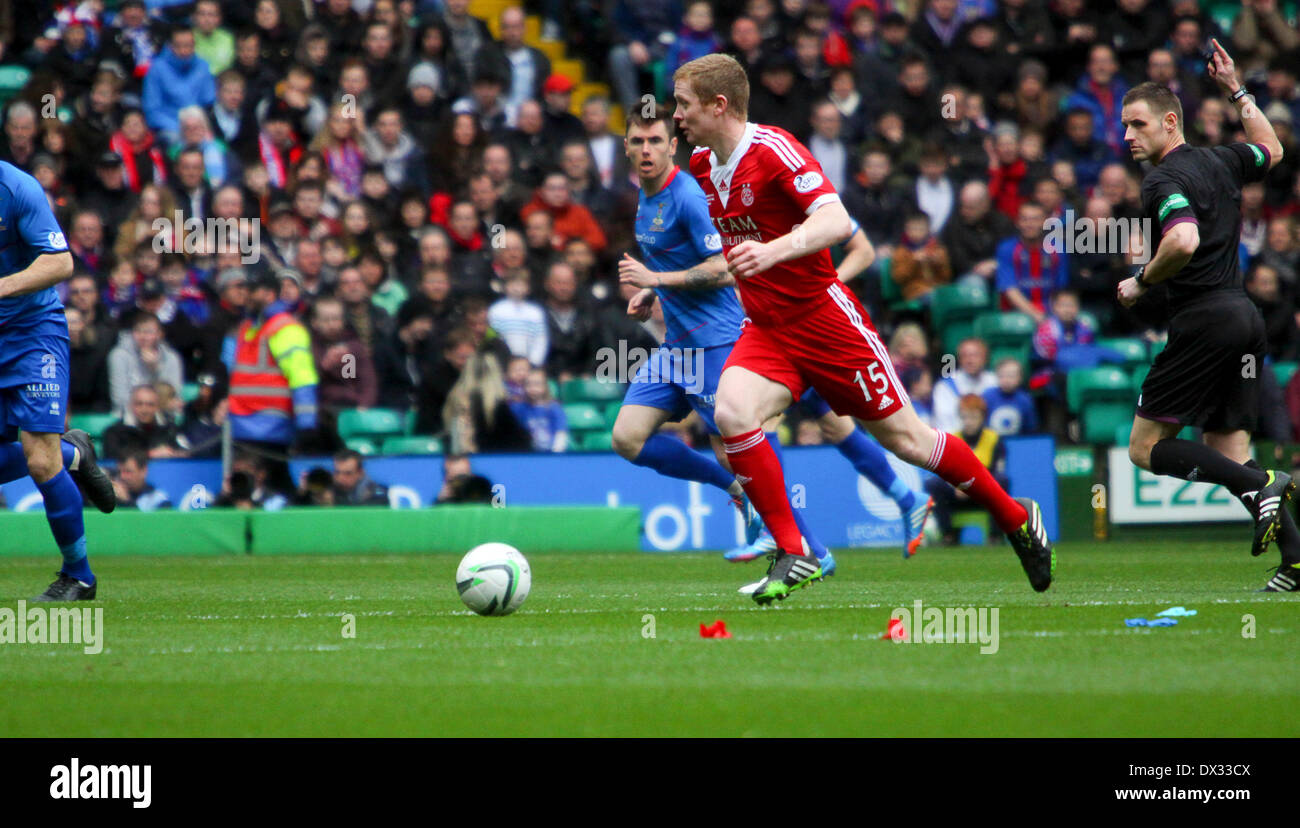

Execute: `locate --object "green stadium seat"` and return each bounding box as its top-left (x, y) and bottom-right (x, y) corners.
top-left (0, 65), bottom-right (30, 106)
top-left (1115, 421), bottom-right (1133, 447)
top-left (1066, 366), bottom-right (1133, 413)
top-left (931, 283), bottom-right (990, 350)
top-left (1096, 337), bottom-right (1149, 368)
top-left (1273, 361), bottom-right (1298, 388)
top-left (380, 436), bottom-right (444, 455)
top-left (1082, 401), bottom-right (1133, 445)
top-left (563, 403), bottom-right (605, 431)
top-left (1077, 310), bottom-right (1100, 333)
top-left (1149, 337), bottom-right (1167, 359)
top-left (561, 377), bottom-right (626, 403)
top-left (69, 412), bottom-right (118, 439)
top-left (337, 407), bottom-right (406, 440)
top-left (989, 343), bottom-right (1032, 379)
top-left (577, 431), bottom-right (614, 451)
top-left (345, 437), bottom-right (378, 456)
top-left (1131, 363), bottom-right (1151, 395)
top-left (974, 312), bottom-right (1036, 349)
top-left (180, 382), bottom-right (200, 403)
top-left (548, 378), bottom-right (560, 400)
top-left (604, 401), bottom-right (622, 429)
top-left (404, 408), bottom-right (419, 435)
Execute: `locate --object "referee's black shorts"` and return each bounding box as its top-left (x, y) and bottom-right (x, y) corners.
top-left (1136, 289), bottom-right (1268, 433)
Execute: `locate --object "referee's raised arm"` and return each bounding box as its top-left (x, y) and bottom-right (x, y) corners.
top-left (1209, 38), bottom-right (1284, 170)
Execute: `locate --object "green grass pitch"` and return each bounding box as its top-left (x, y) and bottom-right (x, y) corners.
top-left (1, 541), bottom-right (1295, 737)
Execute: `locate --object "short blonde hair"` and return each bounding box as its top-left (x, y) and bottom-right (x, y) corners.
top-left (673, 54), bottom-right (749, 121)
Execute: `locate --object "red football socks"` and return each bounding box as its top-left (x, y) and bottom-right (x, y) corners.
top-left (722, 428), bottom-right (807, 555)
top-left (925, 429), bottom-right (1028, 533)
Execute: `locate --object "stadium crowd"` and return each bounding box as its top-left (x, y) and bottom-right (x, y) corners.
top-left (1, 0), bottom-right (1300, 508)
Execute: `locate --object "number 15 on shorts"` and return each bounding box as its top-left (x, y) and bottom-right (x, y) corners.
top-left (854, 363), bottom-right (889, 402)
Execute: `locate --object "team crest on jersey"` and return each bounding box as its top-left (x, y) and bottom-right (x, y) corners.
top-left (741, 182), bottom-right (754, 206)
top-left (651, 201), bottom-right (665, 230)
top-left (794, 172), bottom-right (823, 194)
top-left (48, 231), bottom-right (67, 249)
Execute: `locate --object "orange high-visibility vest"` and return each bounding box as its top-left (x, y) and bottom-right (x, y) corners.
top-left (228, 312), bottom-right (297, 417)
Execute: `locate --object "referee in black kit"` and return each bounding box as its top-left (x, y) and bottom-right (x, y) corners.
top-left (1117, 39), bottom-right (1298, 592)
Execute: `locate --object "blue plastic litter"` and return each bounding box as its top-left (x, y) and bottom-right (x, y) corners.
top-left (1155, 606), bottom-right (1197, 617)
top-left (1124, 617), bottom-right (1179, 627)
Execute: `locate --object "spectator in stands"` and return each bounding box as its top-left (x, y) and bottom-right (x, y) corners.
top-left (67, 210), bottom-right (110, 280)
top-left (496, 6), bottom-right (551, 122)
top-left (112, 450), bottom-right (173, 511)
top-left (311, 294), bottom-right (379, 416)
top-left (178, 374), bottom-right (226, 458)
top-left (334, 264), bottom-right (394, 356)
top-left (170, 146), bottom-right (214, 223)
top-left (192, 0), bottom-right (234, 76)
top-left (331, 449), bottom-right (391, 506)
top-left (541, 75), bottom-right (586, 149)
top-left (887, 55), bottom-right (942, 138)
top-left (142, 27), bottom-right (215, 147)
top-left (933, 337), bottom-right (997, 434)
top-left (1050, 108), bottom-right (1111, 195)
top-left (510, 367), bottom-right (570, 452)
top-left (924, 393), bottom-right (1008, 545)
top-left (79, 153), bottom-right (136, 245)
top-left (902, 366), bottom-right (935, 427)
top-left (667, 1), bottom-right (723, 80)
top-left (889, 212), bottom-right (952, 303)
top-left (542, 261), bottom-right (598, 381)
top-left (504, 355), bottom-right (530, 403)
top-left (983, 358), bottom-right (1038, 436)
top-left (842, 149), bottom-right (907, 254)
top-left (1246, 263), bottom-right (1300, 362)
top-left (749, 53), bottom-right (814, 140)
top-left (808, 100), bottom-right (849, 193)
top-left (295, 467), bottom-right (336, 506)
top-left (108, 312), bottom-right (185, 415)
top-left (559, 141), bottom-right (614, 224)
top-left (0, 101), bottom-right (38, 172)
top-left (216, 452), bottom-right (289, 510)
top-left (914, 145), bottom-right (955, 233)
top-left (1062, 43), bottom-right (1128, 161)
top-left (941, 180), bottom-right (1015, 289)
top-left (66, 305), bottom-right (113, 414)
top-left (996, 201), bottom-right (1068, 322)
top-left (488, 271), bottom-right (548, 367)
top-left (520, 171), bottom-right (607, 253)
top-left (1259, 216), bottom-right (1300, 291)
top-left (435, 453), bottom-right (495, 504)
top-left (362, 107), bottom-right (428, 197)
top-left (607, 0), bottom-right (679, 113)
top-left (103, 384), bottom-right (186, 461)
top-left (1146, 48), bottom-right (1200, 127)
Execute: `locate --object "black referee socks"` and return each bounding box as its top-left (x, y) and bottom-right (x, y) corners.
top-left (1149, 438), bottom-right (1268, 497)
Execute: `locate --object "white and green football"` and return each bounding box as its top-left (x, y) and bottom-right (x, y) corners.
top-left (456, 543), bottom-right (531, 616)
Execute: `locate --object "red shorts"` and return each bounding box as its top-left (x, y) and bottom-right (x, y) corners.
top-left (724, 282), bottom-right (910, 421)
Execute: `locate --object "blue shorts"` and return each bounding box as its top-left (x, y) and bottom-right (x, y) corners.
top-left (0, 318), bottom-right (70, 438)
top-left (622, 343), bottom-right (730, 435)
top-left (798, 388), bottom-right (834, 419)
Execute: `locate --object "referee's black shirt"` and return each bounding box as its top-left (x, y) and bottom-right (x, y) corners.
top-left (1140, 141), bottom-right (1272, 310)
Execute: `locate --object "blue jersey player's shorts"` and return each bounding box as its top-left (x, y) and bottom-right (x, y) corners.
top-left (0, 318), bottom-right (71, 439)
top-left (798, 388), bottom-right (834, 419)
top-left (622, 343), bottom-right (731, 435)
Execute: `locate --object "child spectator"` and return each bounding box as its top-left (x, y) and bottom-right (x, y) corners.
top-left (890, 211), bottom-right (953, 303)
top-left (903, 366), bottom-right (935, 427)
top-left (504, 355), bottom-right (531, 404)
top-left (488, 271), bottom-right (549, 367)
top-left (666, 1), bottom-right (723, 80)
top-left (924, 394), bottom-right (1008, 545)
top-left (509, 368), bottom-right (569, 452)
top-left (982, 357), bottom-right (1038, 436)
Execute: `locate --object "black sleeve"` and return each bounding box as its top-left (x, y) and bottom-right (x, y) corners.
top-left (1212, 143), bottom-right (1272, 187)
top-left (1141, 171), bottom-right (1197, 236)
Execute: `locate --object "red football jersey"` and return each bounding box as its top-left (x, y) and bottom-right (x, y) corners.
top-left (688, 122), bottom-right (843, 326)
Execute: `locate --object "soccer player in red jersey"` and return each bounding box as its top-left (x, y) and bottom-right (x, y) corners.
top-left (671, 54), bottom-right (1054, 603)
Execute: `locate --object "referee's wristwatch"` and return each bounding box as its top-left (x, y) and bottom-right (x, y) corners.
top-left (1230, 86), bottom-right (1254, 106)
top-left (1133, 266), bottom-right (1150, 289)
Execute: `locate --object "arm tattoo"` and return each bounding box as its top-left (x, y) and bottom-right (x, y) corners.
top-left (683, 266), bottom-right (728, 289)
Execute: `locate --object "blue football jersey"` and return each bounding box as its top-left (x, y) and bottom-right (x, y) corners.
top-left (0, 161), bottom-right (68, 329)
top-left (635, 167), bottom-right (743, 349)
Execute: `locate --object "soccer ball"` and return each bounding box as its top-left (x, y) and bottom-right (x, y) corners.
top-left (456, 543), bottom-right (531, 616)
